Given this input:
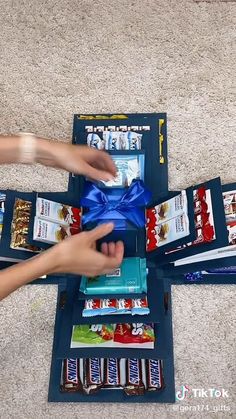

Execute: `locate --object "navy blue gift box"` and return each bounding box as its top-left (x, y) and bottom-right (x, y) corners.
top-left (0, 113), bottom-right (235, 404)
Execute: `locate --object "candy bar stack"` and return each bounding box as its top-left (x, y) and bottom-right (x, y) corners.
top-left (33, 197), bottom-right (81, 244)
top-left (60, 358), bottom-right (164, 396)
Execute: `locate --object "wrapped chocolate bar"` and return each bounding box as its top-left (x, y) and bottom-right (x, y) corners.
top-left (103, 358), bottom-right (122, 388)
top-left (83, 358), bottom-right (103, 394)
top-left (146, 359), bottom-right (164, 391)
top-left (82, 297), bottom-right (149, 317)
top-left (60, 358), bottom-right (83, 392)
top-left (36, 197), bottom-right (81, 227)
top-left (103, 131), bottom-right (123, 150)
top-left (155, 214), bottom-right (190, 247)
top-left (131, 297), bottom-right (150, 316)
top-left (155, 191), bottom-right (188, 223)
top-left (124, 358), bottom-right (145, 396)
top-left (10, 199), bottom-right (41, 252)
top-left (0, 193), bottom-right (6, 239)
top-left (33, 217), bottom-right (79, 244)
top-left (79, 257), bottom-right (147, 295)
top-left (87, 133), bottom-right (105, 149)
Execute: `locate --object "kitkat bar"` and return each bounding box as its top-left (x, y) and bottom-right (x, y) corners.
top-left (36, 197), bottom-right (81, 227)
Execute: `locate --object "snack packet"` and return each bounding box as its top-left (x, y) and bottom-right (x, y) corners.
top-left (71, 324), bottom-right (114, 344)
top-left (114, 323), bottom-right (155, 344)
top-left (80, 257), bottom-right (147, 295)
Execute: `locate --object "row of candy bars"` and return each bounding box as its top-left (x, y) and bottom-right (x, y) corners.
top-left (61, 358), bottom-right (164, 396)
top-left (0, 193), bottom-right (6, 240)
top-left (82, 297), bottom-right (150, 317)
top-left (164, 187), bottom-right (215, 256)
top-left (146, 191), bottom-right (190, 251)
top-left (192, 186), bottom-right (215, 245)
top-left (87, 131), bottom-right (142, 151)
top-left (33, 198), bottom-right (81, 244)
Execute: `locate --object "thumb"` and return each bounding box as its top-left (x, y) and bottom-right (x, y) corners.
top-left (82, 163), bottom-right (115, 182)
top-left (87, 223), bottom-right (115, 242)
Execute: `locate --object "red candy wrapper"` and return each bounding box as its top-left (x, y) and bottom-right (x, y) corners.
top-left (193, 224), bottom-right (215, 245)
top-left (194, 212), bottom-right (210, 229)
top-left (114, 323), bottom-right (155, 344)
top-left (194, 199), bottom-right (208, 215)
top-left (146, 208), bottom-right (157, 229)
top-left (146, 229), bottom-right (158, 251)
top-left (194, 187), bottom-right (206, 202)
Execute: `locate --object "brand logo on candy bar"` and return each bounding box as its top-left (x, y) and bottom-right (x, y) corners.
top-left (107, 358), bottom-right (119, 385)
top-left (67, 359), bottom-right (78, 383)
top-left (129, 359), bottom-right (140, 384)
top-left (149, 359), bottom-right (161, 387)
top-left (90, 358), bottom-right (101, 384)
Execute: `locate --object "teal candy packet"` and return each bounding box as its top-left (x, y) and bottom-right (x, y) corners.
top-left (80, 257), bottom-right (147, 295)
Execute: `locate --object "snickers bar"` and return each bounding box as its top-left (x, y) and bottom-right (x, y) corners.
top-left (60, 358), bottom-right (82, 392)
top-left (146, 359), bottom-right (164, 391)
top-left (83, 358), bottom-right (103, 394)
top-left (103, 358), bottom-right (121, 388)
top-left (124, 358), bottom-right (145, 396)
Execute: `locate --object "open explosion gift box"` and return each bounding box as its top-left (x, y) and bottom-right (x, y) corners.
top-left (0, 113), bottom-right (235, 403)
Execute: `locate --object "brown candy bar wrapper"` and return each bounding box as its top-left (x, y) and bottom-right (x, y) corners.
top-left (83, 358), bottom-right (103, 394)
top-left (124, 358), bottom-right (145, 396)
top-left (10, 198), bottom-right (41, 252)
top-left (103, 358), bottom-right (122, 388)
top-left (146, 359), bottom-right (165, 391)
top-left (60, 359), bottom-right (83, 392)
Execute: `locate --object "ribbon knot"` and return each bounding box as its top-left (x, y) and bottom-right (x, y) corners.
top-left (80, 180), bottom-right (152, 228)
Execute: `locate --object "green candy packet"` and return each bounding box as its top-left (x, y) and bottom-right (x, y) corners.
top-left (79, 257), bottom-right (147, 295)
top-left (72, 324), bottom-right (114, 344)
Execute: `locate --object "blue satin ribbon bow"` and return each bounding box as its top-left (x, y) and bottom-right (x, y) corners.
top-left (80, 180), bottom-right (152, 228)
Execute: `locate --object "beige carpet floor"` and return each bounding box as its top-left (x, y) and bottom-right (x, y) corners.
top-left (0, 1), bottom-right (235, 418)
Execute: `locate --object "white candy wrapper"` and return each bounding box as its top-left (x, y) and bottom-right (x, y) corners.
top-left (33, 217), bottom-right (79, 244)
top-left (155, 214), bottom-right (190, 247)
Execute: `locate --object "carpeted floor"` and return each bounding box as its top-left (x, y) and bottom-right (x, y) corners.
top-left (0, 1), bottom-right (235, 418)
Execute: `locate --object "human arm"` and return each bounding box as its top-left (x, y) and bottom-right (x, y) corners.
top-left (0, 135), bottom-right (116, 181)
top-left (0, 223), bottom-right (124, 301)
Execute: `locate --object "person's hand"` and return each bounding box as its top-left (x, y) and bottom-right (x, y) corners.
top-left (49, 222), bottom-right (124, 276)
top-left (38, 140), bottom-right (117, 182)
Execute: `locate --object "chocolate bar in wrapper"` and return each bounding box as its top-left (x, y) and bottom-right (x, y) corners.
top-left (60, 358), bottom-right (83, 392)
top-left (10, 199), bottom-right (41, 252)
